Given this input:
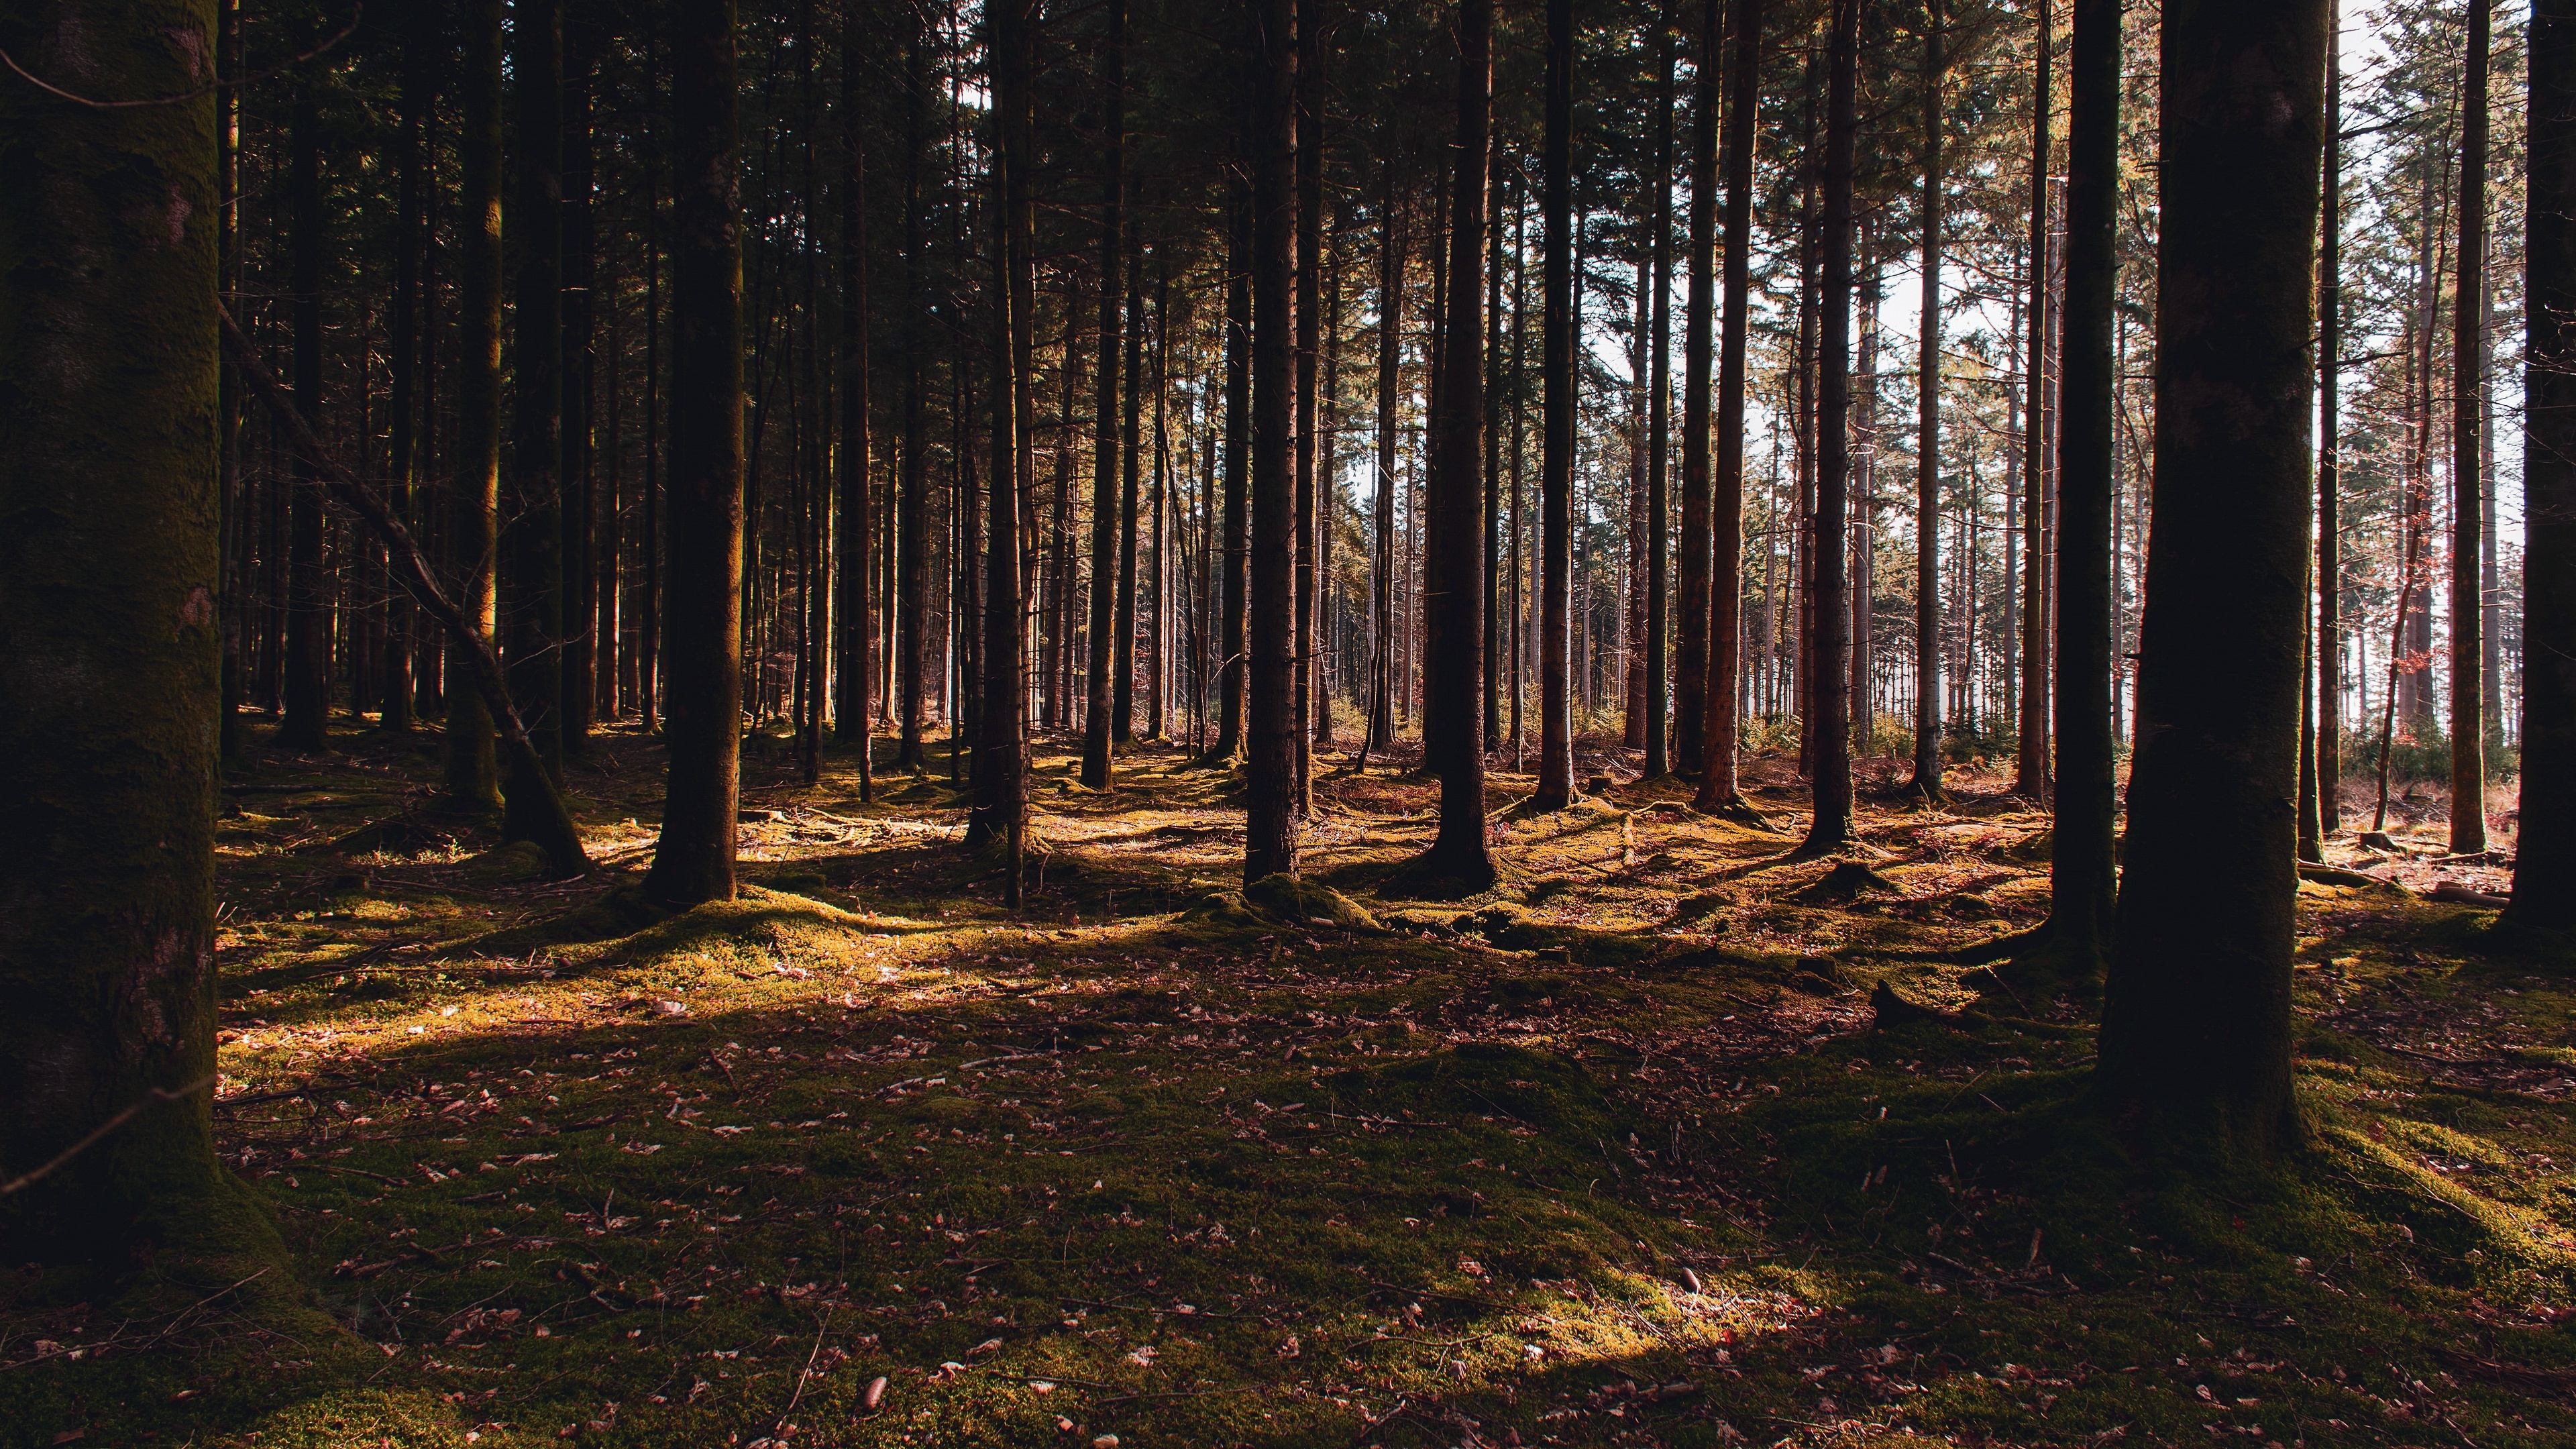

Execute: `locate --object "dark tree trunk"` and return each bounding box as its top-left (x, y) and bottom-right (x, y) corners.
top-left (644, 0), bottom-right (746, 908)
top-left (967, 0), bottom-right (1033, 908)
top-left (1425, 0), bottom-right (1495, 885)
top-left (1697, 0), bottom-right (1762, 811)
top-left (898, 25), bottom-right (929, 771)
top-left (2312, 0), bottom-right (2344, 847)
top-left (835, 0), bottom-right (873, 799)
top-left (507, 0), bottom-right (565, 816)
top-left (385, 13), bottom-right (431, 734)
top-left (1537, 0), bottom-right (1577, 810)
top-left (2098, 0), bottom-right (2324, 1158)
top-left (1909, 0), bottom-right (1944, 798)
top-left (1678, 0), bottom-right (1717, 791)
top-left (1368, 180), bottom-right (1401, 755)
top-left (449, 0), bottom-right (506, 810)
top-left (1116, 265), bottom-right (1144, 744)
top-left (1214, 191), bottom-right (1252, 763)
top-left (0, 0), bottom-right (231, 1260)
top-left (2039, 0), bottom-right (2121, 963)
top-left (2515, 0), bottom-right (2576, 929)
top-left (1798, 0), bottom-right (1861, 855)
top-left (1082, 0), bottom-right (1127, 790)
top-left (561, 15), bottom-right (597, 758)
top-left (2017, 0), bottom-right (2053, 800)
top-left (1296, 0), bottom-right (1326, 807)
top-left (281, 50), bottom-right (329, 752)
top-left (2450, 0), bottom-right (2489, 855)
top-left (1246, 0), bottom-right (1301, 880)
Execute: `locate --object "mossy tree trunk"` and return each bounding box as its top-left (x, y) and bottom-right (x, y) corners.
top-left (645, 0), bottom-right (745, 908)
top-left (0, 0), bottom-right (233, 1259)
top-left (2514, 0), bottom-right (2576, 930)
top-left (2098, 0), bottom-right (2324, 1157)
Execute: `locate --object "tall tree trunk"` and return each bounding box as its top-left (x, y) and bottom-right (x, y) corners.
top-left (1368, 180), bottom-right (1401, 755)
top-left (2517, 0), bottom-right (2576, 928)
top-left (218, 0), bottom-right (246, 767)
top-left (835, 0), bottom-right (873, 799)
top-left (2449, 0), bottom-right (2489, 855)
top-left (2098, 0), bottom-right (2323, 1157)
top-left (1696, 0), bottom-right (1760, 810)
top-left (1909, 0), bottom-right (1945, 798)
top-left (2314, 0), bottom-right (2343, 841)
top-left (968, 0), bottom-right (1034, 909)
top-left (898, 25), bottom-right (929, 771)
top-left (1799, 0), bottom-right (1860, 855)
top-left (2016, 0), bottom-right (2053, 800)
top-left (386, 11), bottom-right (430, 735)
top-left (1247, 0), bottom-right (1303, 880)
top-left (1116, 264), bottom-right (1144, 745)
top-left (1, 0), bottom-right (233, 1260)
top-left (1646, 4), bottom-right (1678, 778)
top-left (281, 48), bottom-right (329, 752)
top-left (1426, 0), bottom-right (1496, 883)
top-left (644, 0), bottom-right (746, 908)
top-left (562, 16), bottom-right (598, 758)
top-left (1536, 0), bottom-right (1578, 810)
top-left (449, 0), bottom-right (506, 809)
top-left (2035, 0), bottom-right (2121, 967)
top-left (508, 0), bottom-right (565, 814)
top-left (1213, 191), bottom-right (1252, 763)
top-left (1082, 0), bottom-right (1128, 790)
top-left (1296, 0), bottom-right (1326, 808)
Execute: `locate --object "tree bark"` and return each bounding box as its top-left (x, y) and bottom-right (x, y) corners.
top-left (967, 0), bottom-right (1033, 908)
top-left (1909, 0), bottom-right (1945, 799)
top-left (2041, 0), bottom-right (2121, 963)
top-left (1082, 0), bottom-right (1127, 790)
top-left (1425, 0), bottom-right (1497, 885)
top-left (1247, 0), bottom-right (1303, 880)
top-left (1648, 3), bottom-right (1680, 780)
top-left (835, 0), bottom-right (873, 798)
top-left (1798, 0), bottom-right (1861, 855)
top-left (1537, 0), bottom-right (1578, 810)
top-left (2514, 0), bottom-right (2576, 930)
top-left (449, 0), bottom-right (506, 810)
top-left (2316, 0), bottom-right (2343, 840)
top-left (508, 0), bottom-right (564, 808)
top-left (644, 0), bottom-right (746, 908)
top-left (2098, 0), bottom-right (2322, 1157)
top-left (1214, 190), bottom-right (1252, 763)
top-left (2449, 0), bottom-right (2489, 855)
top-left (1696, 0), bottom-right (1762, 811)
top-left (2017, 0), bottom-right (2054, 800)
top-left (562, 16), bottom-right (598, 758)
top-left (0, 0), bottom-right (233, 1259)
top-left (280, 47), bottom-right (328, 752)
top-left (898, 25), bottom-right (929, 772)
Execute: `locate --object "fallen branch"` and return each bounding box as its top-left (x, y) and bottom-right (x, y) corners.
top-left (217, 304), bottom-right (588, 879)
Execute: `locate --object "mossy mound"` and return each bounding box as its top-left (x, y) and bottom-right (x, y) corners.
top-left (1243, 873), bottom-right (1381, 930)
top-left (462, 839), bottom-right (550, 881)
top-left (1336, 1040), bottom-right (1619, 1143)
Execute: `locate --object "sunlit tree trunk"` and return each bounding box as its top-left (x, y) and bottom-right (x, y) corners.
top-left (1082, 0), bottom-right (1127, 790)
top-left (1909, 0), bottom-right (1945, 800)
top-left (1695, 0), bottom-right (1762, 812)
top-left (967, 0), bottom-right (1033, 908)
top-left (2016, 0), bottom-right (2054, 801)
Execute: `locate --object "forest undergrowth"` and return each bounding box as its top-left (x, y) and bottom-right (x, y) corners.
top-left (3, 722), bottom-right (2571, 1449)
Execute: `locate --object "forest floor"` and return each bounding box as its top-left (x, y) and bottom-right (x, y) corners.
top-left (3, 718), bottom-right (2571, 1449)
